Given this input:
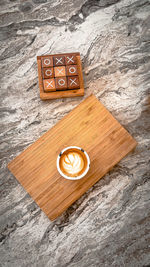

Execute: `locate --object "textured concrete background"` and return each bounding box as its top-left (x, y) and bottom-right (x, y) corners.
top-left (0, 0), bottom-right (150, 266)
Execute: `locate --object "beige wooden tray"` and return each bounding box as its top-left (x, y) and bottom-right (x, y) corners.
top-left (8, 94), bottom-right (137, 220)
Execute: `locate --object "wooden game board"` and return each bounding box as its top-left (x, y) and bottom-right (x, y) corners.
top-left (37, 52), bottom-right (84, 100)
top-left (7, 94), bottom-right (137, 220)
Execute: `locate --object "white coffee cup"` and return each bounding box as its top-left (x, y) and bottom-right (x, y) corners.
top-left (57, 146), bottom-right (90, 180)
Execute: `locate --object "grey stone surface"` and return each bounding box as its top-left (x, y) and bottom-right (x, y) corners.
top-left (0, 0), bottom-right (150, 266)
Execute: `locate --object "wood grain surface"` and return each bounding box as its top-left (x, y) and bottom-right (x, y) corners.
top-left (7, 94), bottom-right (137, 220)
top-left (37, 53), bottom-right (84, 100)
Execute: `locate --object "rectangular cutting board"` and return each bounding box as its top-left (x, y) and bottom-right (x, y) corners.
top-left (8, 94), bottom-right (137, 220)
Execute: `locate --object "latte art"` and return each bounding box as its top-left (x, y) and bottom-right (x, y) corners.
top-left (58, 147), bottom-right (90, 179)
top-left (62, 152), bottom-right (84, 175)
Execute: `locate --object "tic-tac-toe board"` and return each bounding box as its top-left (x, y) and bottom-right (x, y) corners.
top-left (37, 52), bottom-right (84, 100)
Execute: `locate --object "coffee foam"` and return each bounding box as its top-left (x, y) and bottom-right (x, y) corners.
top-left (59, 148), bottom-right (88, 177)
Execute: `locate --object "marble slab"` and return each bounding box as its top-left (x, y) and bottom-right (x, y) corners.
top-left (0, 0), bottom-right (150, 266)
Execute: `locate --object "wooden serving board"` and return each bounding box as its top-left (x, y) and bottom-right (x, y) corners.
top-left (8, 94), bottom-right (137, 220)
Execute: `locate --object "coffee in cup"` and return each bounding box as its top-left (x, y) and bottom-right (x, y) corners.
top-left (57, 146), bottom-right (90, 180)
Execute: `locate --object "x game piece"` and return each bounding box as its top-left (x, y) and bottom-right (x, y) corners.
top-left (68, 76), bottom-right (80, 89)
top-left (43, 79), bottom-right (56, 92)
top-left (54, 56), bottom-right (65, 66)
top-left (65, 55), bottom-right (77, 65)
top-left (54, 66), bottom-right (66, 77)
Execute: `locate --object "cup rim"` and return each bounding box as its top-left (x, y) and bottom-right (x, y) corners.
top-left (56, 146), bottom-right (90, 180)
